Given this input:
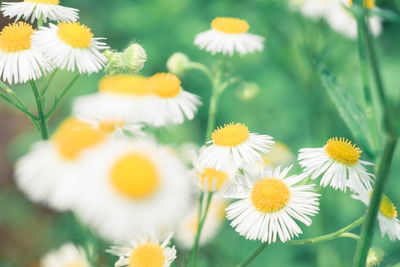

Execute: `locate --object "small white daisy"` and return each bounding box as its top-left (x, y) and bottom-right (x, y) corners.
top-left (73, 138), bottom-right (192, 243)
top-left (107, 233), bottom-right (177, 267)
top-left (175, 197), bottom-right (227, 249)
top-left (15, 117), bottom-right (117, 211)
top-left (0, 22), bottom-right (52, 84)
top-left (194, 17), bottom-right (264, 56)
top-left (147, 72), bottom-right (202, 126)
top-left (298, 137), bottom-right (374, 192)
top-left (224, 165), bottom-right (319, 243)
top-left (1, 0), bottom-right (78, 24)
top-left (353, 188), bottom-right (400, 241)
top-left (199, 122), bottom-right (274, 171)
top-left (32, 22), bottom-right (108, 74)
top-left (73, 74), bottom-right (155, 125)
top-left (40, 243), bottom-right (90, 267)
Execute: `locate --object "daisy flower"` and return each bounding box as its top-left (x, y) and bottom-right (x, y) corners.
top-left (224, 166), bottom-right (320, 243)
top-left (74, 138), bottom-right (192, 243)
top-left (0, 22), bottom-right (52, 84)
top-left (40, 243), bottom-right (90, 267)
top-left (194, 17), bottom-right (264, 56)
top-left (32, 22), bottom-right (108, 74)
top-left (108, 233), bottom-right (177, 267)
top-left (15, 117), bottom-right (118, 211)
top-left (353, 188), bottom-right (400, 241)
top-left (199, 122), bottom-right (274, 170)
top-left (298, 137), bottom-right (373, 192)
top-left (73, 74), bottom-right (155, 125)
top-left (147, 72), bottom-right (201, 126)
top-left (175, 197), bottom-right (227, 249)
top-left (1, 0), bottom-right (78, 23)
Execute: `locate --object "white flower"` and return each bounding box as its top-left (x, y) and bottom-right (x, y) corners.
top-left (1, 0), bottom-right (78, 23)
top-left (40, 243), bottom-right (90, 267)
top-left (73, 138), bottom-right (192, 243)
top-left (0, 22), bottom-right (52, 84)
top-left (353, 188), bottom-right (400, 241)
top-left (194, 17), bottom-right (264, 56)
top-left (224, 166), bottom-right (320, 243)
top-left (175, 197), bottom-right (227, 249)
top-left (147, 72), bottom-right (201, 126)
top-left (298, 137), bottom-right (373, 192)
top-left (32, 22), bottom-right (108, 74)
top-left (107, 233), bottom-right (177, 267)
top-left (15, 117), bottom-right (119, 211)
top-left (199, 122), bottom-right (274, 171)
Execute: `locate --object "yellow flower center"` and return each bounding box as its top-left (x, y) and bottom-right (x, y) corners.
top-left (52, 118), bottom-right (107, 160)
top-left (110, 152), bottom-right (160, 199)
top-left (57, 22), bottom-right (93, 48)
top-left (129, 243), bottom-right (165, 267)
top-left (212, 123), bottom-right (250, 146)
top-left (97, 120), bottom-right (124, 133)
top-left (251, 178), bottom-right (290, 213)
top-left (379, 194), bottom-right (398, 219)
top-left (348, 0), bottom-right (375, 9)
top-left (211, 17), bottom-right (249, 34)
top-left (98, 75), bottom-right (149, 96)
top-left (24, 0), bottom-right (59, 4)
top-left (324, 137), bottom-right (361, 165)
top-left (200, 168), bottom-right (229, 191)
top-left (148, 73), bottom-right (181, 98)
top-left (0, 22), bottom-right (34, 52)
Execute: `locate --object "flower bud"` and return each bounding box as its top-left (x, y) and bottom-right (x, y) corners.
top-left (167, 52), bottom-right (190, 76)
top-left (367, 247), bottom-right (384, 267)
top-left (104, 43), bottom-right (146, 75)
top-left (237, 82), bottom-right (260, 102)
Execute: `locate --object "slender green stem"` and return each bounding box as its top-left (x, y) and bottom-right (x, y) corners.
top-left (41, 69), bottom-right (58, 96)
top-left (237, 243), bottom-right (268, 267)
top-left (37, 15), bottom-right (43, 28)
top-left (353, 135), bottom-right (398, 267)
top-left (46, 74), bottom-right (80, 119)
top-left (0, 92), bottom-right (38, 120)
top-left (0, 81), bottom-right (27, 108)
top-left (30, 80), bottom-right (49, 139)
top-left (187, 62), bottom-right (214, 82)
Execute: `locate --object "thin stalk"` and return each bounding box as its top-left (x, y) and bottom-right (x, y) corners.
top-left (46, 74), bottom-right (80, 119)
top-left (41, 69), bottom-right (58, 96)
top-left (238, 216), bottom-right (364, 267)
top-left (353, 135), bottom-right (398, 267)
top-left (30, 80), bottom-right (48, 139)
top-left (188, 62), bottom-right (214, 82)
top-left (0, 92), bottom-right (38, 120)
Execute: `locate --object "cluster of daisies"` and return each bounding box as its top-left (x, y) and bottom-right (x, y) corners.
top-left (291, 0), bottom-right (382, 39)
top-left (1, 1), bottom-right (398, 265)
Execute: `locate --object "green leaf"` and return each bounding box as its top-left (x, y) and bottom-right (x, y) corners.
top-left (313, 57), bottom-right (375, 157)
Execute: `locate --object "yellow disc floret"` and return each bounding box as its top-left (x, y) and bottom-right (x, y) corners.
top-left (200, 168), bottom-right (229, 191)
top-left (111, 152), bottom-right (160, 199)
top-left (97, 120), bottom-right (124, 133)
top-left (251, 178), bottom-right (290, 213)
top-left (52, 118), bottom-right (108, 160)
top-left (348, 0), bottom-right (375, 9)
top-left (57, 22), bottom-right (93, 48)
top-left (379, 194), bottom-right (398, 219)
top-left (212, 123), bottom-right (250, 146)
top-left (24, 0), bottom-right (59, 4)
top-left (325, 137), bottom-right (361, 165)
top-left (129, 243), bottom-right (165, 267)
top-left (148, 73), bottom-right (181, 98)
top-left (211, 17), bottom-right (249, 34)
top-left (0, 22), bottom-right (34, 52)
top-left (98, 75), bottom-right (149, 96)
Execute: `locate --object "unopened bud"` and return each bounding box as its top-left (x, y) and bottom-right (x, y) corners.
top-left (167, 52), bottom-right (190, 76)
top-left (237, 82), bottom-right (260, 101)
top-left (104, 43), bottom-right (146, 75)
top-left (367, 247), bottom-right (384, 267)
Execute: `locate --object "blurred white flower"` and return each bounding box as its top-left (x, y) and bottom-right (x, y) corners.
top-left (298, 137), bottom-right (373, 192)
top-left (108, 233), bottom-right (177, 267)
top-left (1, 0), bottom-right (78, 23)
top-left (224, 166), bottom-right (320, 243)
top-left (0, 22), bottom-right (52, 84)
top-left (40, 243), bottom-right (90, 267)
top-left (74, 138), bottom-right (192, 243)
top-left (32, 22), bottom-right (108, 74)
top-left (194, 17), bottom-right (264, 56)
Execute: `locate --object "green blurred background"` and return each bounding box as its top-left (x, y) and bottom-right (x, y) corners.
top-left (1, 0), bottom-right (400, 266)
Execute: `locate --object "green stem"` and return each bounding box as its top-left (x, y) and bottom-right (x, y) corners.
top-left (353, 135), bottom-right (398, 267)
top-left (41, 69), bottom-right (58, 96)
top-left (46, 74), bottom-right (80, 119)
top-left (30, 80), bottom-right (48, 139)
top-left (37, 14), bottom-right (43, 28)
top-left (187, 62), bottom-right (214, 82)
top-left (237, 243), bottom-right (268, 267)
top-left (0, 92), bottom-right (38, 121)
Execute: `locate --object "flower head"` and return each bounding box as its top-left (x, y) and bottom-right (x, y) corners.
top-left (40, 243), bottom-right (90, 267)
top-left (104, 43), bottom-right (147, 75)
top-left (166, 52), bottom-right (190, 76)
